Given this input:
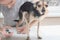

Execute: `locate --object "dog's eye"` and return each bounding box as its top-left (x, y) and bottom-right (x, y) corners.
top-left (45, 5), bottom-right (48, 7)
top-left (38, 5), bottom-right (41, 7)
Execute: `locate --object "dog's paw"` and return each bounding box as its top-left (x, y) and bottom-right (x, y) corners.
top-left (38, 36), bottom-right (42, 39)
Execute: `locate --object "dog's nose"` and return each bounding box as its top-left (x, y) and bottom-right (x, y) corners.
top-left (41, 7), bottom-right (45, 12)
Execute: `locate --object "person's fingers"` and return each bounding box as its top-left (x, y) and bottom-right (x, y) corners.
top-left (20, 27), bottom-right (27, 34)
top-left (7, 0), bottom-right (16, 8)
top-left (17, 26), bottom-right (26, 32)
top-left (20, 29), bottom-right (27, 34)
top-left (8, 5), bottom-right (12, 8)
top-left (17, 27), bottom-right (24, 33)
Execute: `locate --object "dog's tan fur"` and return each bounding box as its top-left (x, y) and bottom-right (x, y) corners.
top-left (16, 1), bottom-right (48, 40)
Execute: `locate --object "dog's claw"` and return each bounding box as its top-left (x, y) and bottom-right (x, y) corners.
top-left (14, 20), bottom-right (19, 22)
top-left (26, 37), bottom-right (30, 40)
top-left (38, 36), bottom-right (42, 39)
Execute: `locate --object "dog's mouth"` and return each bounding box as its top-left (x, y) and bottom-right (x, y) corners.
top-left (41, 12), bottom-right (45, 15)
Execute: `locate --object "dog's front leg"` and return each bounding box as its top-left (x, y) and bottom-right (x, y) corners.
top-left (24, 18), bottom-right (30, 40)
top-left (26, 24), bottom-right (30, 40)
top-left (26, 22), bottom-right (30, 40)
top-left (37, 19), bottom-right (42, 39)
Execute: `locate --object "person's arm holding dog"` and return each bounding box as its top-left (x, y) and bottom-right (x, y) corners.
top-left (0, 0), bottom-right (16, 8)
top-left (0, 0), bottom-right (15, 38)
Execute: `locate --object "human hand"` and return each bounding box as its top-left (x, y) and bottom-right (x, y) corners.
top-left (1, 26), bottom-right (13, 38)
top-left (17, 25), bottom-right (28, 34)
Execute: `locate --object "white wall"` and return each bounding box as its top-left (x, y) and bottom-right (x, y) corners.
top-left (47, 6), bottom-right (60, 17)
top-left (0, 12), bottom-right (4, 18)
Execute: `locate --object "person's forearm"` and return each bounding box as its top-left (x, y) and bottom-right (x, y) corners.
top-left (0, 0), bottom-right (16, 8)
top-left (0, 0), bottom-right (12, 5)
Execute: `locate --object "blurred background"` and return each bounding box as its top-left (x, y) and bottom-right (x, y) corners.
top-left (0, 0), bottom-right (60, 40)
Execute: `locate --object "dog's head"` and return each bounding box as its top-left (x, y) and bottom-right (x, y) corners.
top-left (34, 1), bottom-right (48, 15)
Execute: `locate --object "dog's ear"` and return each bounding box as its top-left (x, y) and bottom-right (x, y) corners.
top-left (45, 2), bottom-right (48, 7)
top-left (46, 1), bottom-right (48, 7)
top-left (33, 4), bottom-right (36, 8)
top-left (33, 1), bottom-right (39, 8)
top-left (36, 1), bottom-right (39, 5)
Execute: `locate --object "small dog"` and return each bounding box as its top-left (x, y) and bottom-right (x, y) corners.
top-left (14, 1), bottom-right (48, 40)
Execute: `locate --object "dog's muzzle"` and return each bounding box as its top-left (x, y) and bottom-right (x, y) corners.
top-left (42, 7), bottom-right (45, 12)
top-left (41, 7), bottom-right (45, 15)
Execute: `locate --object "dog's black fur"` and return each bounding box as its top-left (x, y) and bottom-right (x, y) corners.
top-left (19, 1), bottom-right (42, 19)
